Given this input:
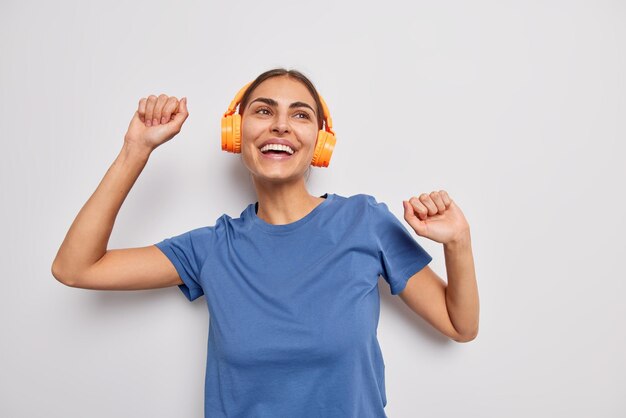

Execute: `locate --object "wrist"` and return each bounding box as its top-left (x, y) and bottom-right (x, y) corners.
top-left (444, 229), bottom-right (471, 250)
top-left (122, 140), bottom-right (153, 161)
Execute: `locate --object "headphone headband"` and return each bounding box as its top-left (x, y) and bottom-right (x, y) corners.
top-left (223, 82), bottom-right (253, 118)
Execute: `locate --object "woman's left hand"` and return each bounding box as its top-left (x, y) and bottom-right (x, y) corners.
top-left (402, 190), bottom-right (470, 245)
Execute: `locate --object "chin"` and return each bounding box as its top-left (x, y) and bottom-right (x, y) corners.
top-left (249, 165), bottom-right (309, 184)
top-left (243, 153), bottom-right (310, 183)
top-left (256, 170), bottom-right (305, 184)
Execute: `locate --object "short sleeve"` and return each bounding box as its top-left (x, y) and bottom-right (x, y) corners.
top-left (154, 226), bottom-right (213, 302)
top-left (366, 195), bottom-right (433, 295)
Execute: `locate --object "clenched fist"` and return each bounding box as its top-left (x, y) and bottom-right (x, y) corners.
top-left (402, 190), bottom-right (471, 245)
top-left (124, 94), bottom-right (189, 152)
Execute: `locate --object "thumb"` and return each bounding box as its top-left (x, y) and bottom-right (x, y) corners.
top-left (403, 200), bottom-right (427, 236)
top-left (171, 97), bottom-right (189, 126)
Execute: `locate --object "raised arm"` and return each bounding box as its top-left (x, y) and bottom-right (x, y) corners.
top-left (51, 94), bottom-right (189, 290)
top-left (399, 191), bottom-right (479, 343)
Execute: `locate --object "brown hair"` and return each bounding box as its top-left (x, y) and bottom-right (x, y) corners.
top-left (238, 68), bottom-right (325, 130)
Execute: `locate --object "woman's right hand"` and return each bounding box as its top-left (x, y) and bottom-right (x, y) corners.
top-left (124, 94), bottom-right (189, 152)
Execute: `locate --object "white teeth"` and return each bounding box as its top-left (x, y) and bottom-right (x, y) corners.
top-left (260, 143), bottom-right (295, 155)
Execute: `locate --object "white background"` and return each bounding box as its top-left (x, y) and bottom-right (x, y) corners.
top-left (1, 0), bottom-right (625, 417)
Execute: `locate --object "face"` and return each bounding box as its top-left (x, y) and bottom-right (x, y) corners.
top-left (240, 76), bottom-right (320, 184)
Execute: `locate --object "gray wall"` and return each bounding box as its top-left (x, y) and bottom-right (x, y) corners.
top-left (2, 0), bottom-right (624, 417)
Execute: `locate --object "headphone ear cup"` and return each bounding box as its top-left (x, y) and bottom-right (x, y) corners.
top-left (311, 130), bottom-right (336, 167)
top-left (221, 114), bottom-right (242, 153)
top-left (221, 115), bottom-right (230, 152)
top-left (232, 114), bottom-right (241, 153)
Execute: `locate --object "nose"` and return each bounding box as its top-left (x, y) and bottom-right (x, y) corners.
top-left (271, 112), bottom-right (290, 135)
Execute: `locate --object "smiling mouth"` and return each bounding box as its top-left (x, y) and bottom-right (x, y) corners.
top-left (258, 142), bottom-right (297, 159)
top-left (259, 148), bottom-right (296, 159)
top-left (262, 149), bottom-right (293, 155)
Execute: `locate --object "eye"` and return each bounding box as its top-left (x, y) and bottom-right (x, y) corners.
top-left (255, 107), bottom-right (271, 115)
top-left (294, 111), bottom-right (311, 119)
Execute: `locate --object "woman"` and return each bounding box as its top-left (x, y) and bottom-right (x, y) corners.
top-left (52, 68), bottom-right (479, 417)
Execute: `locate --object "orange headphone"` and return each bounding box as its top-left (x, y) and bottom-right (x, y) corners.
top-left (221, 81), bottom-right (336, 167)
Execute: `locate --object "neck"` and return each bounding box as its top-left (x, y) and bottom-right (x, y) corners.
top-left (252, 176), bottom-right (325, 225)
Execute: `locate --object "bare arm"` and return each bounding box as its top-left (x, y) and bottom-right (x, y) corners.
top-left (399, 234), bottom-right (479, 343)
top-left (442, 234), bottom-right (478, 340)
top-left (51, 94), bottom-right (189, 289)
top-left (398, 191), bottom-right (479, 343)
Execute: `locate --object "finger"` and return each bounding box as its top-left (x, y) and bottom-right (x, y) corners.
top-left (439, 190), bottom-right (452, 207)
top-left (419, 193), bottom-right (438, 216)
top-left (171, 97), bottom-right (189, 126)
top-left (161, 96), bottom-right (179, 124)
top-left (153, 94), bottom-right (169, 124)
top-left (145, 95), bottom-right (158, 126)
top-left (403, 200), bottom-right (427, 236)
top-left (138, 98), bottom-right (147, 123)
top-left (430, 191), bottom-right (446, 213)
top-left (409, 196), bottom-right (429, 220)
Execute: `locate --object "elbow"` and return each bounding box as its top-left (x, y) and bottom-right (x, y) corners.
top-left (51, 260), bottom-right (64, 283)
top-left (51, 260), bottom-right (79, 288)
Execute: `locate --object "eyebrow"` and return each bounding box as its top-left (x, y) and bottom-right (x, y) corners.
top-left (248, 97), bottom-right (317, 116)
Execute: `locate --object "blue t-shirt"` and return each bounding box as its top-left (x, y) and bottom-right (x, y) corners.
top-left (154, 192), bottom-right (432, 418)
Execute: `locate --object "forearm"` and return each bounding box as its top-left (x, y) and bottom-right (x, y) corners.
top-left (52, 142), bottom-right (152, 279)
top-left (443, 231), bottom-right (479, 340)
